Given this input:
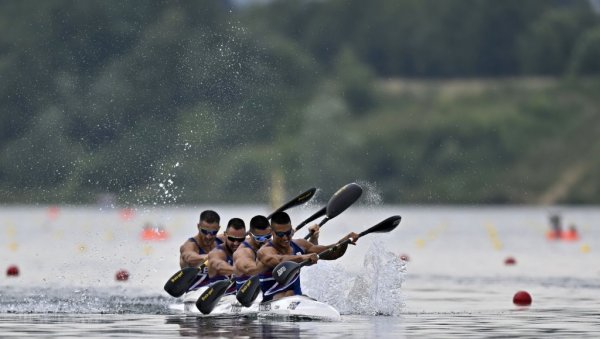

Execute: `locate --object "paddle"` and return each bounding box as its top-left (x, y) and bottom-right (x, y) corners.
top-left (273, 215), bottom-right (402, 286)
top-left (163, 262), bottom-right (207, 298)
top-left (303, 182), bottom-right (362, 239)
top-left (196, 279), bottom-right (236, 314)
top-left (235, 183), bottom-right (363, 307)
top-left (164, 187), bottom-right (317, 298)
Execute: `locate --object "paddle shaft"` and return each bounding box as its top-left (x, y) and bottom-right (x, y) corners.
top-left (294, 207), bottom-right (326, 231)
top-left (303, 215), bottom-right (331, 239)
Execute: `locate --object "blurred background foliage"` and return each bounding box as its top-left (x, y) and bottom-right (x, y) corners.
top-left (1, 0), bottom-right (600, 205)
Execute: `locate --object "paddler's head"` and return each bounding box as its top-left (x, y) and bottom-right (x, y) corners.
top-left (197, 210), bottom-right (220, 243)
top-left (270, 211), bottom-right (293, 247)
top-left (249, 215), bottom-right (271, 247)
top-left (224, 217), bottom-right (246, 253)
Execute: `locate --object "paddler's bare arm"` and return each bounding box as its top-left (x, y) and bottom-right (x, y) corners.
top-left (234, 247), bottom-right (266, 276)
top-left (207, 249), bottom-right (234, 277)
top-left (306, 224), bottom-right (320, 245)
top-left (297, 232), bottom-right (359, 260)
top-left (179, 242), bottom-right (208, 268)
top-left (258, 246), bottom-right (317, 267)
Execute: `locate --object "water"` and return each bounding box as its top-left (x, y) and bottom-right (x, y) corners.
top-left (1, 205), bottom-right (599, 337)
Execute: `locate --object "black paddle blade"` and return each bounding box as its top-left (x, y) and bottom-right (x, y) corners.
top-left (326, 183), bottom-right (363, 218)
top-left (196, 279), bottom-right (233, 314)
top-left (359, 215), bottom-right (402, 237)
top-left (272, 261), bottom-right (302, 286)
top-left (236, 275), bottom-right (261, 307)
top-left (267, 187), bottom-right (317, 219)
top-left (164, 267), bottom-right (200, 298)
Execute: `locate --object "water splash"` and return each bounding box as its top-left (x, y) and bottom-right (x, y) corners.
top-left (0, 286), bottom-right (172, 314)
top-left (355, 180), bottom-right (383, 206)
top-left (301, 242), bottom-right (406, 316)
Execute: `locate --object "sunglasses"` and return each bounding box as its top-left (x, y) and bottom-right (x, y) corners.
top-left (226, 235), bottom-right (246, 243)
top-left (274, 229), bottom-right (293, 238)
top-left (200, 228), bottom-right (219, 236)
top-left (250, 232), bottom-right (272, 242)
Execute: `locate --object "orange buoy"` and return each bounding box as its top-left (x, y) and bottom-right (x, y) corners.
top-left (546, 230), bottom-right (560, 240)
top-left (504, 256), bottom-right (516, 265)
top-left (115, 269), bottom-right (130, 281)
top-left (561, 231), bottom-right (579, 242)
top-left (6, 265), bottom-right (19, 277)
top-left (513, 291), bottom-right (532, 306)
top-left (141, 225), bottom-right (169, 241)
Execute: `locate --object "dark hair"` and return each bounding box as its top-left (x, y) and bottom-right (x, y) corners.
top-left (227, 217), bottom-right (246, 231)
top-left (250, 215), bottom-right (270, 231)
top-left (200, 210), bottom-right (220, 224)
top-left (270, 211), bottom-right (291, 225)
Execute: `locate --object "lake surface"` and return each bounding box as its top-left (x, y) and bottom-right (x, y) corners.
top-left (1, 205), bottom-right (599, 337)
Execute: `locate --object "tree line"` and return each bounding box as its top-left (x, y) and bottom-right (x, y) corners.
top-left (1, 0), bottom-right (599, 205)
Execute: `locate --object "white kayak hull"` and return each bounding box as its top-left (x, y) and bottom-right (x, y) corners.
top-left (182, 287), bottom-right (259, 317)
top-left (258, 295), bottom-right (341, 321)
top-left (180, 289), bottom-right (340, 321)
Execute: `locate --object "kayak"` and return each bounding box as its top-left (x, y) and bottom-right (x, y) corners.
top-left (180, 289), bottom-right (340, 321)
top-left (182, 287), bottom-right (259, 317)
top-left (258, 295), bottom-right (341, 321)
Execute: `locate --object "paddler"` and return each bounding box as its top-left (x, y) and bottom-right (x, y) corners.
top-left (179, 210), bottom-right (223, 291)
top-left (232, 215), bottom-right (271, 291)
top-left (205, 218), bottom-right (247, 296)
top-left (257, 211), bottom-right (359, 302)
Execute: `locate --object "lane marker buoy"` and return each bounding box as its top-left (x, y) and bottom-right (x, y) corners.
top-left (513, 290), bottom-right (532, 306)
top-left (6, 265), bottom-right (19, 277)
top-left (115, 269), bottom-right (130, 281)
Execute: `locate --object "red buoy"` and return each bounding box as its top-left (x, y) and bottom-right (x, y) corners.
top-left (504, 256), bottom-right (516, 265)
top-left (400, 254), bottom-right (410, 262)
top-left (513, 291), bottom-right (532, 306)
top-left (6, 265), bottom-right (20, 277)
top-left (115, 269), bottom-right (130, 281)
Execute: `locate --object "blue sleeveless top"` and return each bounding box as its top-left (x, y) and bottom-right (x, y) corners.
top-left (186, 237), bottom-right (223, 292)
top-left (259, 240), bottom-right (305, 302)
top-left (235, 241), bottom-right (257, 291)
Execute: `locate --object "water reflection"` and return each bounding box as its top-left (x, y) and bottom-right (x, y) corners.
top-left (166, 316), bottom-right (302, 338)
